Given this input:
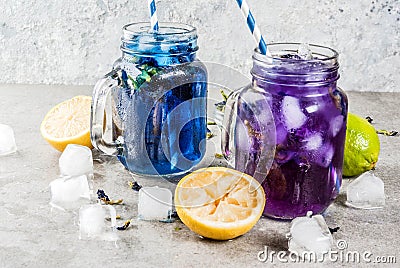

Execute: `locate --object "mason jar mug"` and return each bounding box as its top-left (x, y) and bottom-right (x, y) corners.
top-left (91, 22), bottom-right (208, 177)
top-left (222, 43), bottom-right (348, 219)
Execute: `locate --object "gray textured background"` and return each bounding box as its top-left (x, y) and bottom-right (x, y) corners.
top-left (0, 0), bottom-right (399, 91)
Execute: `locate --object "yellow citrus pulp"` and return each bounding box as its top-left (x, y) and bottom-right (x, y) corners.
top-left (40, 95), bottom-right (93, 152)
top-left (175, 167), bottom-right (265, 240)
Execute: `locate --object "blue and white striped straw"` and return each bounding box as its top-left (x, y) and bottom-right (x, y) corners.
top-left (235, 0), bottom-right (271, 56)
top-left (148, 0), bottom-right (159, 32)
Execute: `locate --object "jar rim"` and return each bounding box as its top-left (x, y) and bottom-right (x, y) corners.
top-left (251, 43), bottom-right (340, 86)
top-left (123, 22), bottom-right (197, 41)
top-left (253, 43), bottom-right (339, 63)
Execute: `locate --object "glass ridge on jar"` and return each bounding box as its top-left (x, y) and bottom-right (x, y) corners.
top-left (91, 22), bottom-right (208, 177)
top-left (223, 43), bottom-right (348, 219)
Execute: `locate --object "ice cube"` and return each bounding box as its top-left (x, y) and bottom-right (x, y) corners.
top-left (297, 43), bottom-right (313, 60)
top-left (79, 204), bottom-right (105, 236)
top-left (59, 144), bottom-right (93, 177)
top-left (305, 104), bottom-right (318, 114)
top-left (138, 187), bottom-right (172, 220)
top-left (287, 211), bottom-right (334, 260)
top-left (79, 204), bottom-right (117, 240)
top-left (312, 142), bottom-right (334, 167)
top-left (160, 43), bottom-right (171, 53)
top-left (282, 96), bottom-right (307, 129)
top-left (0, 124), bottom-right (17, 156)
top-left (346, 172), bottom-right (385, 209)
top-left (49, 175), bottom-right (91, 209)
top-left (330, 115), bottom-right (344, 137)
top-left (305, 134), bottom-right (323, 151)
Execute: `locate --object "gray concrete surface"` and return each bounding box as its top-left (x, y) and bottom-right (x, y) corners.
top-left (0, 84), bottom-right (399, 267)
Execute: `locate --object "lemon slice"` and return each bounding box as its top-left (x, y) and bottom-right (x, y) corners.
top-left (175, 167), bottom-right (265, 240)
top-left (40, 96), bottom-right (93, 152)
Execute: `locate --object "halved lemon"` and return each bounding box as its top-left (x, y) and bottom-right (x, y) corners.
top-left (175, 167), bottom-right (265, 240)
top-left (40, 95), bottom-right (93, 152)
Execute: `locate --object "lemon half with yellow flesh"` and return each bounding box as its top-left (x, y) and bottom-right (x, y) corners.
top-left (175, 167), bottom-right (266, 240)
top-left (40, 95), bottom-right (93, 152)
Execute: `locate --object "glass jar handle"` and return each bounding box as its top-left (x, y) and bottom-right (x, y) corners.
top-left (221, 89), bottom-right (241, 167)
top-left (90, 68), bottom-right (121, 156)
top-left (221, 87), bottom-right (276, 182)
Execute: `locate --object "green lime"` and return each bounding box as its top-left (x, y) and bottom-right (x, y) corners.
top-left (343, 113), bottom-right (380, 177)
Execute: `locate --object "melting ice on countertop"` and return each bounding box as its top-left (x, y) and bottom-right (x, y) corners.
top-left (49, 144), bottom-right (95, 210)
top-left (59, 144), bottom-right (93, 178)
top-left (49, 175), bottom-right (91, 210)
top-left (138, 187), bottom-right (172, 221)
top-left (346, 172), bottom-right (385, 209)
top-left (287, 211), bottom-right (334, 260)
top-left (79, 203), bottom-right (118, 241)
top-left (0, 124), bottom-right (17, 156)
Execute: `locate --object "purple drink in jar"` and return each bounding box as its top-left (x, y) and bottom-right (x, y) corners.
top-left (222, 43), bottom-right (347, 219)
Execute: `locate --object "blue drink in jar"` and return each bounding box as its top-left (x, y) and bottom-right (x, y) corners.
top-left (91, 23), bottom-right (207, 176)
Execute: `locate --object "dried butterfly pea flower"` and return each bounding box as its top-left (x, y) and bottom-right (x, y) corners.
top-left (105, 199), bottom-right (124, 205)
top-left (117, 220), bottom-right (131, 231)
top-left (329, 226), bottom-right (340, 234)
top-left (128, 181), bottom-right (142, 192)
top-left (97, 189), bottom-right (123, 205)
top-left (376, 129), bottom-right (398, 136)
top-left (97, 189), bottom-right (109, 201)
